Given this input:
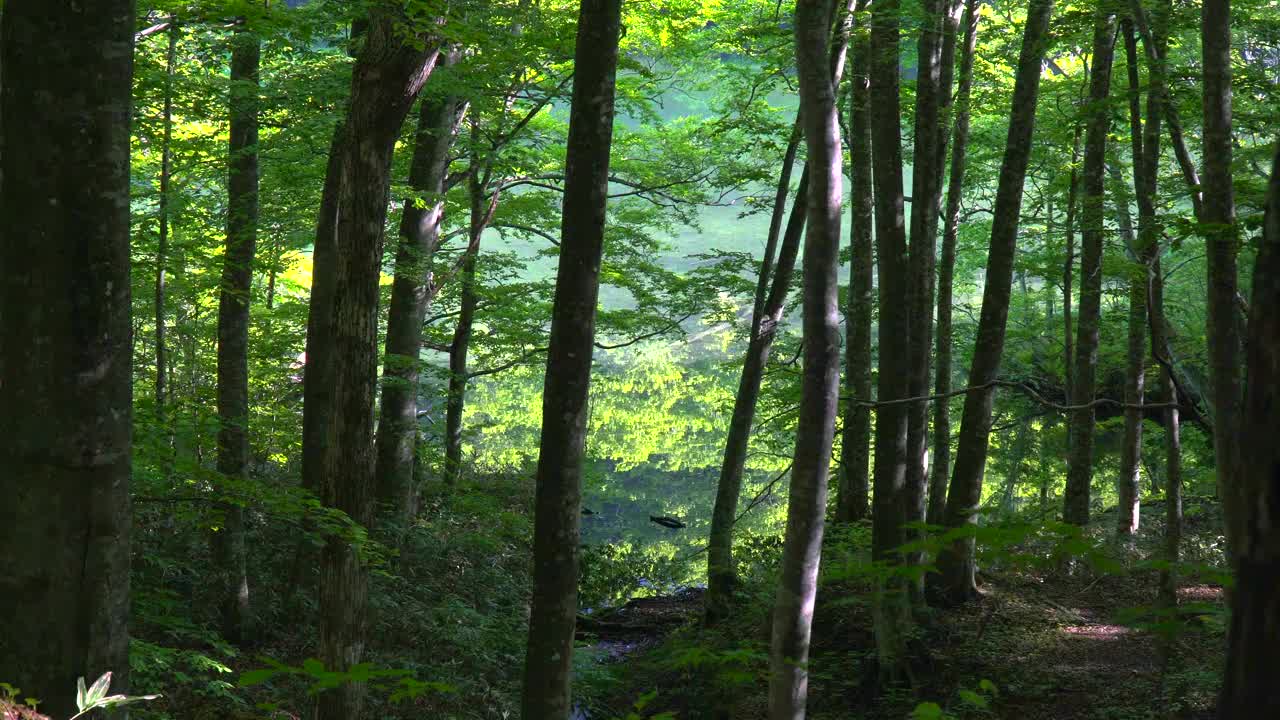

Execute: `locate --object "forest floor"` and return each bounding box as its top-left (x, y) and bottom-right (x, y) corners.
top-left (592, 562), bottom-right (1227, 720)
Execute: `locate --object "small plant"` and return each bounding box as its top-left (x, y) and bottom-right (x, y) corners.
top-left (70, 672), bottom-right (161, 720)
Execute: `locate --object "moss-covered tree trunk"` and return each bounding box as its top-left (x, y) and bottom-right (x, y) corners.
top-left (767, 2), bottom-right (845, 715)
top-left (519, 2), bottom-right (622, 716)
top-left (929, 0), bottom-right (1055, 605)
top-left (0, 1), bottom-right (135, 715)
top-left (1063, 8), bottom-right (1117, 527)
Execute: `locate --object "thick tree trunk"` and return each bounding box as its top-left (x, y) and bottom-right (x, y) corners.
top-left (519, 2), bottom-right (622, 717)
top-left (927, 0), bottom-right (979, 527)
top-left (704, 0), bottom-right (852, 624)
top-left (0, 1), bottom-right (135, 716)
top-left (903, 0), bottom-right (947, 570)
top-left (311, 13), bottom-right (439, 720)
top-left (444, 165), bottom-right (484, 486)
top-left (1217, 140), bottom-right (1280, 720)
top-left (1063, 9), bottom-right (1117, 528)
top-left (837, 9), bottom-right (873, 525)
top-left (374, 52), bottom-right (462, 522)
top-left (1200, 0), bottom-right (1243, 560)
top-left (868, 0), bottom-right (914, 677)
top-left (767, 2), bottom-right (844, 717)
top-left (213, 23), bottom-right (260, 644)
top-left (929, 0), bottom-right (1055, 605)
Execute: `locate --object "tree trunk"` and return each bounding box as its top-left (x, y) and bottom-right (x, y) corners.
top-left (868, 0), bottom-right (914, 677)
top-left (1062, 121), bottom-right (1081, 402)
top-left (1116, 21), bottom-right (1144, 537)
top-left (375, 50), bottom-right (461, 524)
top-left (1217, 140), bottom-right (1280, 720)
top-left (519, 2), bottom-right (622, 717)
top-left (837, 6), bottom-right (873, 525)
top-left (444, 161), bottom-right (484, 486)
top-left (156, 20), bottom-right (177, 427)
top-left (704, 0), bottom-right (853, 624)
top-left (903, 0), bottom-right (947, 573)
top-left (767, 2), bottom-right (844, 716)
top-left (927, 0), bottom-right (979, 528)
top-left (1200, 0), bottom-right (1243, 560)
top-left (213, 22), bottom-right (259, 645)
top-left (929, 0), bottom-right (1055, 605)
top-left (1063, 9), bottom-right (1117, 528)
top-left (311, 12), bottom-right (440, 720)
top-left (0, 1), bottom-right (135, 716)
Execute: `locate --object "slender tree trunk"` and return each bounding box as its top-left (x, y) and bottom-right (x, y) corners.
top-left (1116, 21), bottom-right (1145, 537)
top-left (1200, 0), bottom-right (1243, 560)
top-left (927, 0), bottom-right (979, 527)
top-left (1063, 122), bottom-right (1081, 401)
top-left (868, 0), bottom-right (914, 677)
top-left (0, 1), bottom-right (135, 716)
top-left (444, 161), bottom-right (484, 486)
top-left (1217, 140), bottom-right (1280, 720)
top-left (156, 20), bottom-right (177, 426)
top-left (837, 5), bottom-right (873, 525)
top-left (519, 2), bottom-right (622, 716)
top-left (311, 13), bottom-right (440, 720)
top-left (1063, 9), bottom-right (1117, 528)
top-left (903, 0), bottom-right (947, 575)
top-left (768, 3), bottom-right (844, 716)
top-left (705, 0), bottom-right (853, 624)
top-left (213, 22), bottom-right (259, 644)
top-left (930, 0), bottom-right (1055, 605)
top-left (375, 51), bottom-right (462, 523)
top-left (1132, 0), bottom-right (1182, 611)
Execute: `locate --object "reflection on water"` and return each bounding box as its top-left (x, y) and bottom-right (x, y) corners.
top-left (464, 346), bottom-right (794, 606)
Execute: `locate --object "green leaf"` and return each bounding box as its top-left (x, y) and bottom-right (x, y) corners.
top-left (912, 701), bottom-right (945, 720)
top-left (86, 672), bottom-right (113, 706)
top-left (76, 676), bottom-right (88, 712)
top-left (959, 689), bottom-right (989, 709)
top-left (238, 668), bottom-right (279, 687)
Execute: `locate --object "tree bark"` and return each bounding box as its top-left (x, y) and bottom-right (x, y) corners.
top-left (311, 12), bottom-right (440, 720)
top-left (1117, 20), bottom-right (1146, 538)
top-left (374, 48), bottom-right (462, 523)
top-left (519, 2), bottom-right (622, 717)
top-left (1063, 9), bottom-right (1117, 528)
top-left (0, 1), bottom-right (135, 715)
top-left (213, 22), bottom-right (259, 644)
top-left (443, 160), bottom-right (484, 486)
top-left (1200, 0), bottom-right (1243, 560)
top-left (837, 4), bottom-right (873, 525)
top-left (767, 2), bottom-right (844, 716)
top-left (930, 0), bottom-right (1055, 605)
top-left (868, 0), bottom-right (914, 677)
top-left (1217, 140), bottom-right (1280, 720)
top-left (927, 0), bottom-right (979, 528)
top-left (903, 0), bottom-right (947, 570)
top-left (704, 0), bottom-right (853, 624)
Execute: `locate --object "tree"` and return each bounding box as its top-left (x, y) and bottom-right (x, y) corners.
top-left (767, 0), bottom-right (844, 715)
top-left (1116, 20), bottom-right (1144, 537)
top-left (374, 48), bottom-right (463, 523)
top-left (1201, 0), bottom-right (1243, 558)
top-left (927, 0), bottom-right (979, 527)
top-left (308, 8), bottom-right (442, 719)
top-left (931, 0), bottom-right (1055, 604)
top-left (837, 0), bottom-right (873, 525)
top-left (520, 1), bottom-right (623, 717)
top-left (705, 0), bottom-right (854, 623)
top-left (213, 18), bottom-right (260, 644)
top-left (1217, 140), bottom-right (1280, 720)
top-left (0, 0), bottom-right (135, 716)
top-left (1063, 6), bottom-right (1117, 528)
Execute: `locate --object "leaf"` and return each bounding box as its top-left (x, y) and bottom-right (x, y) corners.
top-left (979, 678), bottom-right (998, 695)
top-left (76, 676), bottom-right (88, 712)
top-left (238, 668), bottom-right (279, 687)
top-left (86, 672), bottom-right (113, 706)
top-left (912, 701), bottom-right (944, 720)
top-left (958, 689), bottom-right (989, 709)
top-left (301, 658), bottom-right (326, 676)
